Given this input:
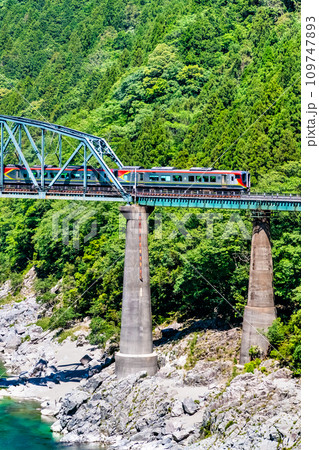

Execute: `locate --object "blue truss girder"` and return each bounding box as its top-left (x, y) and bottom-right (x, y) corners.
top-left (0, 190), bottom-right (301, 211)
top-left (137, 194), bottom-right (301, 212)
top-left (0, 115), bottom-right (131, 202)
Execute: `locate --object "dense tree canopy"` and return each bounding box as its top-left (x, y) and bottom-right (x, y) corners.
top-left (0, 0), bottom-right (300, 371)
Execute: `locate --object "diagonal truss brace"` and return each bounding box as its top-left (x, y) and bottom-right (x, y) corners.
top-left (3, 123), bottom-right (19, 156)
top-left (85, 138), bottom-right (130, 201)
top-left (48, 142), bottom-right (85, 188)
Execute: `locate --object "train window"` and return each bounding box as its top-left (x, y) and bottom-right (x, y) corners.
top-left (75, 173), bottom-right (81, 178)
top-left (203, 176), bottom-right (209, 183)
top-left (50, 173), bottom-right (55, 178)
top-left (23, 173), bottom-right (27, 178)
top-left (139, 173), bottom-right (144, 181)
top-left (161, 175), bottom-right (170, 182)
top-left (71, 173), bottom-right (75, 179)
top-left (235, 174), bottom-right (240, 179)
top-left (231, 175), bottom-right (234, 181)
top-left (173, 175), bottom-right (182, 182)
top-left (87, 173), bottom-right (91, 179)
top-left (196, 176), bottom-right (202, 182)
top-left (189, 176), bottom-right (194, 182)
top-left (210, 176), bottom-right (216, 182)
top-left (149, 176), bottom-right (159, 182)
top-left (32, 171), bottom-right (37, 177)
top-left (123, 174), bottom-right (130, 181)
top-left (44, 172), bottom-right (48, 178)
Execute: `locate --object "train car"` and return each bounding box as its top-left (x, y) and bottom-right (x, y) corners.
top-left (116, 166), bottom-right (250, 191)
top-left (3, 165), bottom-right (110, 185)
top-left (2, 164), bottom-right (250, 193)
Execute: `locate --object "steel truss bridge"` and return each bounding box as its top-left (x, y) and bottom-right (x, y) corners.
top-left (0, 115), bottom-right (301, 212)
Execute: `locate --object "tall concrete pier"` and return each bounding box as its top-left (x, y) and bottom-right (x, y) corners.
top-left (115, 204), bottom-right (158, 378)
top-left (239, 213), bottom-right (277, 364)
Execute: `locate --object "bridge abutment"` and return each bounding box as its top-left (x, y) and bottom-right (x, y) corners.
top-left (239, 213), bottom-right (277, 364)
top-left (115, 204), bottom-right (158, 378)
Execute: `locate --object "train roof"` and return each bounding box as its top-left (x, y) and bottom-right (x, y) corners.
top-left (151, 166), bottom-right (177, 170)
top-left (122, 166), bottom-right (144, 170)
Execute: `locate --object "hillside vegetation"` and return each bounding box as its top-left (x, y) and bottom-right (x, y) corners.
top-left (0, 0), bottom-right (300, 373)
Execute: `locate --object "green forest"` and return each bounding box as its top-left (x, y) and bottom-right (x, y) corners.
top-left (0, 0), bottom-right (300, 373)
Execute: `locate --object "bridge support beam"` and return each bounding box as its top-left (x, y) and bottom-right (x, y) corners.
top-left (115, 204), bottom-right (158, 378)
top-left (239, 213), bottom-right (277, 364)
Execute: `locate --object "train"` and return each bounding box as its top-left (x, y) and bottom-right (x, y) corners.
top-left (2, 165), bottom-right (251, 194)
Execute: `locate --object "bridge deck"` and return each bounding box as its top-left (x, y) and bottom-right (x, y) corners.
top-left (0, 189), bottom-right (301, 211)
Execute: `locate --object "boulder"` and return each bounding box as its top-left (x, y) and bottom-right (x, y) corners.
top-left (182, 398), bottom-right (199, 415)
top-left (80, 354), bottom-right (92, 366)
top-left (171, 401), bottom-right (184, 417)
top-left (172, 429), bottom-right (190, 442)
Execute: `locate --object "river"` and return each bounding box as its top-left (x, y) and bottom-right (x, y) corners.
top-left (0, 397), bottom-right (104, 450)
top-left (0, 360), bottom-right (102, 450)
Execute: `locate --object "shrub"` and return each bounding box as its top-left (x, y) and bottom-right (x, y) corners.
top-left (49, 306), bottom-right (79, 330)
top-left (249, 345), bottom-right (261, 360)
top-left (36, 317), bottom-right (51, 331)
top-left (244, 358), bottom-right (261, 373)
top-left (267, 311), bottom-right (301, 376)
top-left (88, 316), bottom-right (120, 347)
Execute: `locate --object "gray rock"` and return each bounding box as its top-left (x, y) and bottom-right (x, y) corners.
top-left (172, 429), bottom-right (190, 442)
top-left (182, 398), bottom-right (199, 415)
top-left (51, 420), bottom-right (62, 433)
top-left (164, 420), bottom-right (179, 435)
top-left (80, 354), bottom-right (92, 366)
top-left (0, 280), bottom-right (12, 299)
top-left (171, 401), bottom-right (184, 417)
top-left (130, 430), bottom-right (151, 442)
top-left (4, 330), bottom-right (21, 350)
top-left (61, 390), bottom-right (90, 415)
top-left (76, 335), bottom-right (87, 347)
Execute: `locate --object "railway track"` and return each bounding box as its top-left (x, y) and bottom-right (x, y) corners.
top-left (0, 186), bottom-right (301, 202)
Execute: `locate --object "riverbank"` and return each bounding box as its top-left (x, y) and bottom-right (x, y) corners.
top-left (0, 269), bottom-right (301, 449)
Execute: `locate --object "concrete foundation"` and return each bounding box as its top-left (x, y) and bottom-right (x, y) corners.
top-left (115, 204), bottom-right (158, 378)
top-left (239, 214), bottom-right (277, 364)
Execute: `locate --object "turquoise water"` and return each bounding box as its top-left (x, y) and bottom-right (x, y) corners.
top-left (0, 356), bottom-right (102, 449)
top-left (0, 397), bottom-right (58, 449)
top-left (0, 397), bottom-right (103, 450)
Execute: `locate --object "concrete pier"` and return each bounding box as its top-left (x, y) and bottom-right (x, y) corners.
top-left (115, 204), bottom-right (158, 378)
top-left (239, 213), bottom-right (277, 364)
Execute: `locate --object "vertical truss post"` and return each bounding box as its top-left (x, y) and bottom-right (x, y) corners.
top-left (84, 145), bottom-right (87, 192)
top-left (41, 129), bottom-right (45, 190)
top-left (0, 123), bottom-right (3, 189)
top-left (18, 125), bottom-right (22, 164)
top-left (59, 133), bottom-right (62, 167)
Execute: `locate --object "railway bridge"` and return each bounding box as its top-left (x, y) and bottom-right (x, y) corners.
top-left (0, 115), bottom-right (301, 377)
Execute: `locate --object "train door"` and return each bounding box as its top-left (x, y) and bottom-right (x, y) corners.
top-left (222, 174), bottom-right (227, 186)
